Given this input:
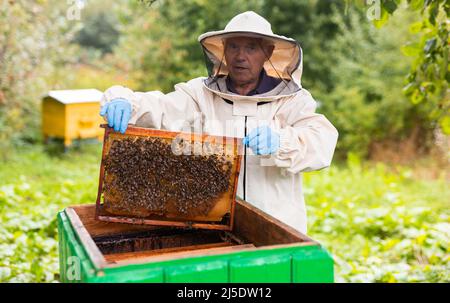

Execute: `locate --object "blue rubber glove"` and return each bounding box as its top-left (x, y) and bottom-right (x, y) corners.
top-left (99, 98), bottom-right (131, 134)
top-left (243, 125), bottom-right (280, 155)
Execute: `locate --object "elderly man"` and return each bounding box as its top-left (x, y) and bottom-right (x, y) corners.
top-left (100, 11), bottom-right (338, 234)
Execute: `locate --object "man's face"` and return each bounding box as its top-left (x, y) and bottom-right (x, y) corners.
top-left (224, 37), bottom-right (273, 86)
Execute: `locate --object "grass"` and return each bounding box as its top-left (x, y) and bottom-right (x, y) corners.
top-left (0, 143), bottom-right (448, 282)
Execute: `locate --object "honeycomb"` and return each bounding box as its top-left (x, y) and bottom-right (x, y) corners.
top-left (101, 135), bottom-right (237, 222)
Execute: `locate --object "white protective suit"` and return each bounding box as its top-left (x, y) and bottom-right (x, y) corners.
top-left (101, 11), bottom-right (338, 234)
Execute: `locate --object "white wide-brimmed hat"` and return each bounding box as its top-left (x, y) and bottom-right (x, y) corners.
top-left (198, 11), bottom-right (302, 86)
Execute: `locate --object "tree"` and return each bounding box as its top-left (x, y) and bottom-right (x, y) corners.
top-left (317, 6), bottom-right (428, 158)
top-left (0, 0), bottom-right (79, 158)
top-left (74, 11), bottom-right (120, 54)
top-left (349, 0), bottom-right (449, 134)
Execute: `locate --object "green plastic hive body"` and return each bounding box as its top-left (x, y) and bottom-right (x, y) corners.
top-left (58, 207), bottom-right (334, 283)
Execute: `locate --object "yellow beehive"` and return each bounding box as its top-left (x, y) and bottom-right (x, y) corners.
top-left (42, 89), bottom-right (104, 147)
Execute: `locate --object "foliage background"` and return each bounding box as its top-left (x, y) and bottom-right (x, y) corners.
top-left (0, 0), bottom-right (448, 282)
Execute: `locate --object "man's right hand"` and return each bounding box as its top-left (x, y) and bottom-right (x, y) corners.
top-left (100, 98), bottom-right (132, 134)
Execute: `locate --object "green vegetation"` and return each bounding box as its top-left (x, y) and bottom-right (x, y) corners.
top-left (0, 1), bottom-right (79, 156)
top-left (1, 0), bottom-right (448, 157)
top-left (305, 156), bottom-right (449, 282)
top-left (0, 145), bottom-right (448, 282)
top-left (0, 144), bottom-right (101, 282)
top-left (358, 0), bottom-right (449, 133)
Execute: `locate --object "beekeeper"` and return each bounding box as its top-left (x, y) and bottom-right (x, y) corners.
top-left (100, 11), bottom-right (338, 234)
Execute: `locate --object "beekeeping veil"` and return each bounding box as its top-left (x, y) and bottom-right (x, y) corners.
top-left (198, 11), bottom-right (303, 101)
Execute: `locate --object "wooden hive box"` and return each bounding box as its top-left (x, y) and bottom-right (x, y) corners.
top-left (42, 89), bottom-right (104, 147)
top-left (58, 200), bottom-right (334, 283)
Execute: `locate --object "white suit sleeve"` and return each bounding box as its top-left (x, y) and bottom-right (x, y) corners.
top-left (100, 82), bottom-right (202, 131)
top-left (270, 89), bottom-right (338, 174)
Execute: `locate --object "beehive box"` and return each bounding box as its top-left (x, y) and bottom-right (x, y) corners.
top-left (95, 125), bottom-right (243, 230)
top-left (42, 89), bottom-right (104, 147)
top-left (58, 199), bottom-right (334, 283)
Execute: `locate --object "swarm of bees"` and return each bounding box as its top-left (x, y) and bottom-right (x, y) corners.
top-left (102, 136), bottom-right (233, 219)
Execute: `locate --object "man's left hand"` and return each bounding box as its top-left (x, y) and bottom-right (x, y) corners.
top-left (243, 125), bottom-right (280, 155)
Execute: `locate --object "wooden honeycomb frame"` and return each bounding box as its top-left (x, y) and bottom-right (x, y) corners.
top-left (95, 124), bottom-right (243, 230)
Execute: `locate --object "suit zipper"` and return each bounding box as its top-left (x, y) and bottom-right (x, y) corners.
top-left (243, 115), bottom-right (247, 201)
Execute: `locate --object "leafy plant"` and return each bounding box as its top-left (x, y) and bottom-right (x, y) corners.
top-left (347, 0), bottom-right (449, 134)
top-left (304, 158), bottom-right (450, 282)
